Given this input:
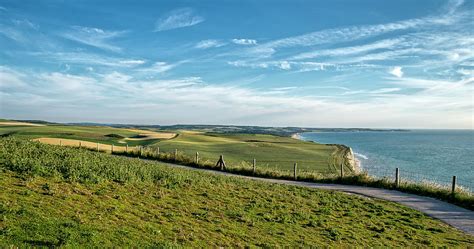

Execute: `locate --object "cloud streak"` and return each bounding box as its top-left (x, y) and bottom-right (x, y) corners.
top-left (154, 8), bottom-right (204, 31)
top-left (61, 26), bottom-right (126, 52)
top-left (2, 66), bottom-right (471, 128)
top-left (232, 39), bottom-right (257, 45)
top-left (242, 0), bottom-right (464, 58)
top-left (195, 39), bottom-right (226, 49)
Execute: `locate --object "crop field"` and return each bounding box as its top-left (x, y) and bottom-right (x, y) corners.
top-left (152, 131), bottom-right (349, 172)
top-left (0, 120), bottom-right (175, 147)
top-left (1, 137), bottom-right (472, 247)
top-left (0, 121), bottom-right (350, 174)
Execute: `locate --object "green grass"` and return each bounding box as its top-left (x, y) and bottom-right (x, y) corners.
top-left (0, 123), bottom-right (159, 146)
top-left (0, 123), bottom-right (349, 173)
top-left (0, 137), bottom-right (473, 247)
top-left (151, 131), bottom-right (349, 172)
top-left (3, 122), bottom-right (472, 210)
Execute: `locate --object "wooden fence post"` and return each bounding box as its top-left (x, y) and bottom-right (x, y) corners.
top-left (340, 163), bottom-right (344, 178)
top-left (156, 147), bottom-right (160, 157)
top-left (294, 163), bottom-right (298, 180)
top-left (79, 141), bottom-right (81, 148)
top-left (215, 155), bottom-right (226, 170)
top-left (195, 152), bottom-right (199, 164)
top-left (452, 176), bottom-right (456, 196)
top-left (97, 142), bottom-right (99, 152)
top-left (395, 168), bottom-right (400, 188)
top-left (126, 144), bottom-right (128, 153)
top-left (111, 144), bottom-right (114, 153)
top-left (174, 149), bottom-right (178, 161)
top-left (253, 158), bottom-right (256, 175)
top-left (59, 140), bottom-right (62, 146)
top-left (140, 146), bottom-right (143, 156)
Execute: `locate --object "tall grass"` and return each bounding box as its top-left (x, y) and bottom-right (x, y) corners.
top-left (112, 142), bottom-right (474, 210)
top-left (1, 137), bottom-right (473, 210)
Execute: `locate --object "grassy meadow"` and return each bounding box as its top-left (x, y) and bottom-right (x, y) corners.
top-left (1, 137), bottom-right (473, 247)
top-left (0, 121), bottom-right (349, 174)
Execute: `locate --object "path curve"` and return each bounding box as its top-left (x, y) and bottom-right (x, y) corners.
top-left (155, 160), bottom-right (474, 235)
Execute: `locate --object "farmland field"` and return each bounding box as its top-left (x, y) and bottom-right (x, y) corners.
top-left (0, 121), bottom-right (351, 174)
top-left (1, 137), bottom-right (472, 247)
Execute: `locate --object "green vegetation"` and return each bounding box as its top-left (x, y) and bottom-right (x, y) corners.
top-left (115, 142), bottom-right (474, 211)
top-left (0, 122), bottom-right (349, 173)
top-left (153, 131), bottom-right (348, 172)
top-left (1, 137), bottom-right (472, 247)
top-left (2, 121), bottom-right (472, 210)
top-left (0, 123), bottom-right (159, 146)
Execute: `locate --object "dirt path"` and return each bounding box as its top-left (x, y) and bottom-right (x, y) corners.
top-left (34, 138), bottom-right (136, 152)
top-left (153, 160), bottom-right (474, 235)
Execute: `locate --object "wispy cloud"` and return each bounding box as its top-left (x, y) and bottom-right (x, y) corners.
top-left (61, 26), bottom-right (126, 52)
top-left (195, 39), bottom-right (226, 49)
top-left (243, 0), bottom-right (464, 58)
top-left (232, 39), bottom-right (257, 45)
top-left (135, 61), bottom-right (186, 74)
top-left (2, 66), bottom-right (471, 128)
top-left (291, 38), bottom-right (403, 60)
top-left (154, 8), bottom-right (204, 32)
top-left (25, 51), bottom-right (146, 68)
top-left (119, 60), bottom-right (146, 66)
top-left (0, 24), bottom-right (26, 43)
top-left (12, 19), bottom-right (39, 30)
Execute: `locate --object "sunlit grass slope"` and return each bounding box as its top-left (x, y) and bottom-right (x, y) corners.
top-left (154, 131), bottom-right (347, 172)
top-left (0, 121), bottom-right (349, 173)
top-left (0, 121), bottom-right (173, 146)
top-left (0, 138), bottom-right (472, 247)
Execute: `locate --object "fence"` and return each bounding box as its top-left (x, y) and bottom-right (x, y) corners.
top-left (362, 165), bottom-right (474, 194)
top-left (51, 139), bottom-right (474, 195)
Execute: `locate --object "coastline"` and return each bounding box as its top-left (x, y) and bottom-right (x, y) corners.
top-left (290, 133), bottom-right (301, 140)
top-left (292, 132), bottom-right (361, 173)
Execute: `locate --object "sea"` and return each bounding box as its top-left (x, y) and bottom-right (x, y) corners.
top-left (300, 130), bottom-right (474, 189)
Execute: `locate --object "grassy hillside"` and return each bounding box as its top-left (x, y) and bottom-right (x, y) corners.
top-left (0, 121), bottom-right (171, 146)
top-left (153, 131), bottom-right (348, 172)
top-left (0, 121), bottom-right (350, 173)
top-left (0, 138), bottom-right (473, 247)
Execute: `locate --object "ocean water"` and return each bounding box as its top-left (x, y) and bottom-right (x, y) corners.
top-left (300, 130), bottom-right (474, 188)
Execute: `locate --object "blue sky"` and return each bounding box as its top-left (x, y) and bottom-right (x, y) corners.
top-left (0, 0), bottom-right (472, 128)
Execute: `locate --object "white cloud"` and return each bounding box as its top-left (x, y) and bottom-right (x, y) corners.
top-left (244, 0), bottom-right (464, 58)
top-left (136, 61), bottom-right (184, 74)
top-left (278, 61), bottom-right (291, 70)
top-left (0, 24), bottom-right (26, 43)
top-left (195, 39), bottom-right (226, 49)
top-left (389, 66), bottom-right (404, 78)
top-left (370, 88), bottom-right (401, 94)
top-left (232, 39), bottom-right (257, 45)
top-left (154, 8), bottom-right (204, 32)
top-left (119, 60), bottom-right (146, 66)
top-left (457, 68), bottom-right (473, 76)
top-left (291, 38), bottom-right (403, 60)
top-left (61, 26), bottom-right (126, 52)
top-left (1, 66), bottom-right (472, 128)
top-left (228, 60), bottom-right (293, 70)
top-left (229, 60), bottom-right (335, 72)
top-left (0, 66), bottom-right (27, 89)
top-left (26, 51), bottom-right (146, 68)
top-left (12, 19), bottom-right (39, 30)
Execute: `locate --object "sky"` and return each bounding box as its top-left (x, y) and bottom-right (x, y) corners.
top-left (0, 0), bottom-right (473, 129)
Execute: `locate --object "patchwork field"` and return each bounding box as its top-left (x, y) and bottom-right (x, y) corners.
top-left (1, 138), bottom-right (472, 247)
top-left (0, 121), bottom-right (350, 174)
top-left (0, 120), bottom-right (175, 147)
